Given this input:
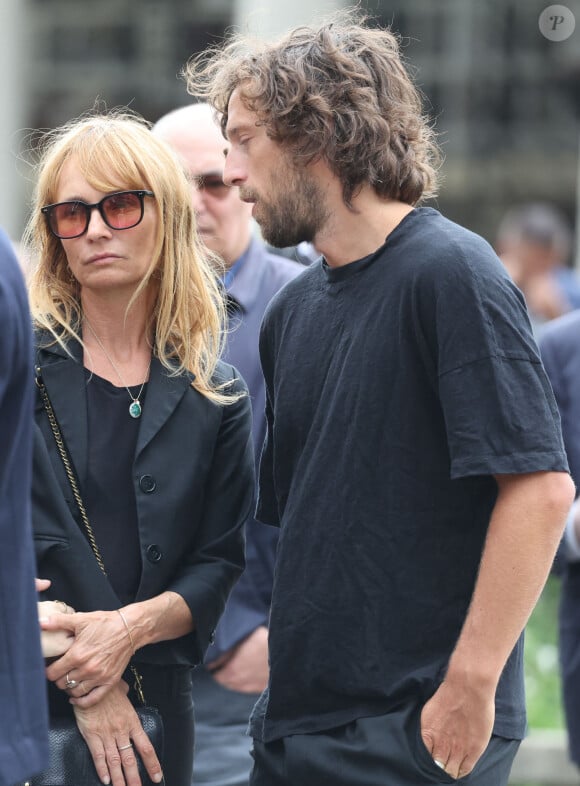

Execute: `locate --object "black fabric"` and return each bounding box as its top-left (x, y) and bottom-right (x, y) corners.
top-left (249, 703), bottom-right (520, 786)
top-left (84, 369), bottom-right (144, 604)
top-left (33, 341), bottom-right (253, 666)
top-left (33, 341), bottom-right (253, 786)
top-left (254, 207), bottom-right (568, 744)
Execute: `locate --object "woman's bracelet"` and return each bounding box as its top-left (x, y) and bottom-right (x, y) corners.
top-left (117, 609), bottom-right (136, 655)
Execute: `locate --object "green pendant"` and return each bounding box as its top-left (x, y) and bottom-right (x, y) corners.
top-left (129, 400), bottom-right (142, 418)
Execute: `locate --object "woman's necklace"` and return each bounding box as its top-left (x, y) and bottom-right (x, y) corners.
top-left (84, 319), bottom-right (151, 419)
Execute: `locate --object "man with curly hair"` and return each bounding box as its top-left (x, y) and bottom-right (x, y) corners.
top-left (187, 12), bottom-right (574, 786)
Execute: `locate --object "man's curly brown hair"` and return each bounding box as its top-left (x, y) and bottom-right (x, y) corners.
top-left (185, 11), bottom-right (441, 207)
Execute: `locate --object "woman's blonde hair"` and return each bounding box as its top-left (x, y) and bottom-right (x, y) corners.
top-left (24, 109), bottom-right (234, 404)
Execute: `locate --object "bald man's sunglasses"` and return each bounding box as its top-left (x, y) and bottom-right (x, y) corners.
top-left (196, 174), bottom-right (231, 199)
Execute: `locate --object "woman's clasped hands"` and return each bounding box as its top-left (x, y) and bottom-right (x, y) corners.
top-left (37, 579), bottom-right (162, 786)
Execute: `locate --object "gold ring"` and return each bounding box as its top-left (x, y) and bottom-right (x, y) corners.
top-left (118, 743), bottom-right (133, 751)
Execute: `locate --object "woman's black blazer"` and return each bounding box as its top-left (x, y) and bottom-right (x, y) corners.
top-left (32, 332), bottom-right (254, 667)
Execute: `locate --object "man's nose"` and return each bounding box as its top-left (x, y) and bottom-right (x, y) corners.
top-left (223, 150), bottom-right (245, 187)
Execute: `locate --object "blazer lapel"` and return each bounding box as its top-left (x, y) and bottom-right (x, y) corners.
top-left (37, 341), bottom-right (195, 483)
top-left (135, 356), bottom-right (194, 457)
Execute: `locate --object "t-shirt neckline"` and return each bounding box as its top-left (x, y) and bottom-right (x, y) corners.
top-left (321, 206), bottom-right (435, 283)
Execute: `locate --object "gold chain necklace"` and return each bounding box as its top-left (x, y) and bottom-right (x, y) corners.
top-left (84, 318), bottom-right (151, 419)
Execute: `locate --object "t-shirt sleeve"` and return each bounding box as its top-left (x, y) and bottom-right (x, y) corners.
top-left (424, 234), bottom-right (569, 479)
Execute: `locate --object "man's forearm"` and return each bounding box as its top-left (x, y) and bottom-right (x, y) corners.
top-left (446, 470), bottom-right (574, 687)
top-left (420, 470), bottom-right (574, 780)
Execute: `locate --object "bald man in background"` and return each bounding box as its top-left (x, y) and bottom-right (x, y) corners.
top-left (153, 104), bottom-right (304, 786)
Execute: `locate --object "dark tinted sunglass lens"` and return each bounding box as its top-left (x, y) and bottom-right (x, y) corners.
top-left (52, 202), bottom-right (88, 238)
top-left (102, 192), bottom-right (143, 229)
top-left (199, 176), bottom-right (230, 197)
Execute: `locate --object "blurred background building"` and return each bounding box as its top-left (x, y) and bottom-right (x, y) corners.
top-left (1, 0), bottom-right (579, 258)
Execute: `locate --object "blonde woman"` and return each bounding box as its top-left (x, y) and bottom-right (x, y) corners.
top-left (25, 111), bottom-right (254, 786)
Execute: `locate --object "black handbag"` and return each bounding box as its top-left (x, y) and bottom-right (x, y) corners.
top-left (25, 706), bottom-right (163, 786)
top-left (34, 369), bottom-right (164, 785)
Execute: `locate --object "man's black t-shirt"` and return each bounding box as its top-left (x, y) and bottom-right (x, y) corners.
top-left (253, 207), bottom-right (568, 743)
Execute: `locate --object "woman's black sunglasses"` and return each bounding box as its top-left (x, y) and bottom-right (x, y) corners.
top-left (41, 190), bottom-right (155, 239)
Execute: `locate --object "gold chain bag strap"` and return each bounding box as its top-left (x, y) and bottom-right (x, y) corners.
top-left (32, 366), bottom-right (164, 786)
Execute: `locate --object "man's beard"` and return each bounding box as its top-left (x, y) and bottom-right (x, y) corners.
top-left (252, 170), bottom-right (328, 249)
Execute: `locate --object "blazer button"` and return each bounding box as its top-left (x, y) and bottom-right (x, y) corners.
top-left (139, 474), bottom-right (156, 493)
top-left (146, 544), bottom-right (162, 563)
